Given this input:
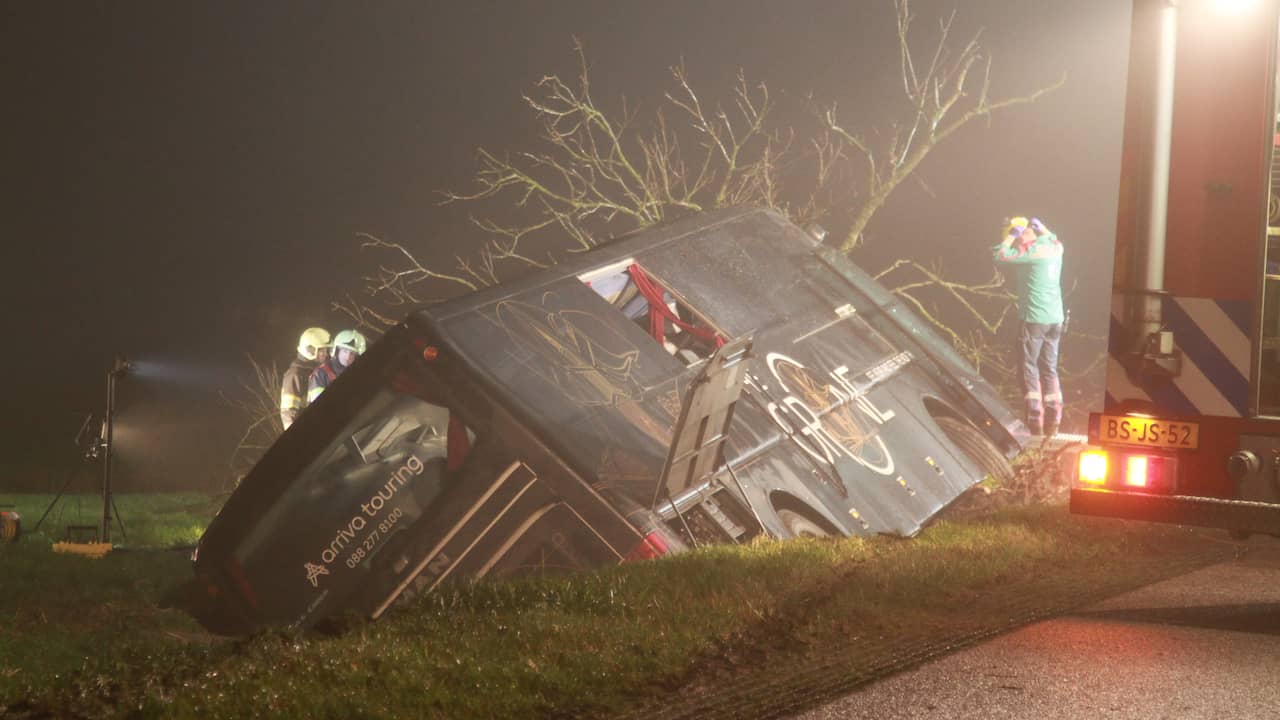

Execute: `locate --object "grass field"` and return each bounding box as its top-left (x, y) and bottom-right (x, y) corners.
top-left (0, 493), bottom-right (1239, 719)
top-left (1, 493), bottom-right (222, 549)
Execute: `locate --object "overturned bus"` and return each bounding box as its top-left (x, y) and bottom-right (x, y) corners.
top-left (187, 207), bottom-right (1027, 634)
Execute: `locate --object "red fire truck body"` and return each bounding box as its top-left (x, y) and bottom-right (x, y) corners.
top-left (1071, 0), bottom-right (1280, 533)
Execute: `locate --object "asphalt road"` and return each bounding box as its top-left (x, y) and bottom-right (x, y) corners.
top-left (793, 535), bottom-right (1280, 720)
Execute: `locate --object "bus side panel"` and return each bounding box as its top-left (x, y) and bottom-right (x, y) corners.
top-left (728, 434), bottom-right (861, 538)
top-left (631, 210), bottom-right (1013, 537)
top-left (725, 354), bottom-right (999, 539)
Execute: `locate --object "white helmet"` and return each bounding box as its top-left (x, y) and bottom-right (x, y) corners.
top-left (332, 329), bottom-right (368, 355)
top-left (297, 327), bottom-right (331, 361)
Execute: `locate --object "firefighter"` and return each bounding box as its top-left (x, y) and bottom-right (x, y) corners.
top-left (307, 329), bottom-right (367, 403)
top-left (994, 216), bottom-right (1065, 437)
top-left (280, 327), bottom-right (330, 430)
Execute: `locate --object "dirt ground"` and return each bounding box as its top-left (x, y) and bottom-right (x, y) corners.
top-left (940, 439), bottom-right (1084, 521)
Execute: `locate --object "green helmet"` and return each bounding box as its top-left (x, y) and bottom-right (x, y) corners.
top-left (297, 327), bottom-right (331, 361)
top-left (332, 329), bottom-right (368, 355)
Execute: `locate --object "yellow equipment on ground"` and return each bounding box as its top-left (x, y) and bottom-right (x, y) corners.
top-left (0, 507), bottom-right (19, 543)
top-left (52, 541), bottom-right (113, 558)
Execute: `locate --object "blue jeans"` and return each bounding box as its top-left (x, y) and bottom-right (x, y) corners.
top-left (1020, 322), bottom-right (1063, 433)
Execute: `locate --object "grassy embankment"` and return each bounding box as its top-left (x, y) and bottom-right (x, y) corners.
top-left (0, 492), bottom-right (1236, 719)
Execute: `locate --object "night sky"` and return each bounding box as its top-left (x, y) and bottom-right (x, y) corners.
top-left (3, 1), bottom-right (1130, 490)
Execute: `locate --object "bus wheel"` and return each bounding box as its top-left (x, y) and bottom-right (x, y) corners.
top-left (777, 508), bottom-right (830, 538)
top-left (934, 415), bottom-right (1014, 484)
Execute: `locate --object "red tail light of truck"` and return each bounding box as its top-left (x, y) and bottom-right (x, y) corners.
top-left (1079, 450), bottom-right (1108, 485)
top-left (1077, 448), bottom-right (1174, 493)
top-left (1125, 455), bottom-right (1149, 488)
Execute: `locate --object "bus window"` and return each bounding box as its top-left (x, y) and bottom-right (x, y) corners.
top-left (580, 260), bottom-right (726, 366)
top-left (636, 218), bottom-right (901, 376)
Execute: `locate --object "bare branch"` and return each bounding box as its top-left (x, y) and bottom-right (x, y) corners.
top-left (346, 6), bottom-right (1066, 409)
top-left (220, 356), bottom-right (284, 489)
top-left (831, 0), bottom-right (1063, 251)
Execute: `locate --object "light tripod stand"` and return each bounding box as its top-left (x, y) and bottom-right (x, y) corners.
top-left (32, 355), bottom-right (129, 544)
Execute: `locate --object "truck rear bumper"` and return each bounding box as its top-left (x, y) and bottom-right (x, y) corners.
top-left (1070, 487), bottom-right (1280, 536)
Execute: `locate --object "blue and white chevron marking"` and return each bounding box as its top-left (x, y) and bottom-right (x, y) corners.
top-left (1106, 294), bottom-right (1252, 418)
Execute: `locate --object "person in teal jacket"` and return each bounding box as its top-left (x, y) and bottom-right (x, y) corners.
top-left (994, 216), bottom-right (1064, 437)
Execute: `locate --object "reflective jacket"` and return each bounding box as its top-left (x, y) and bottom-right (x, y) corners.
top-left (993, 232), bottom-right (1065, 325)
top-left (279, 354), bottom-right (316, 430)
top-left (306, 357), bottom-right (345, 404)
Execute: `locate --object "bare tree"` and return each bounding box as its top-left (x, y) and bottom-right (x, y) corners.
top-left (336, 0), bottom-right (1093, 430)
top-left (221, 356), bottom-right (283, 490)
top-left (350, 1), bottom-right (1060, 316)
top-left (347, 38), bottom-right (805, 319)
top-left (828, 1), bottom-right (1064, 251)
top-left (446, 40), bottom-right (797, 239)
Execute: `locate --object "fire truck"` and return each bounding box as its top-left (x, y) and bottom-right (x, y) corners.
top-left (1071, 0), bottom-right (1280, 534)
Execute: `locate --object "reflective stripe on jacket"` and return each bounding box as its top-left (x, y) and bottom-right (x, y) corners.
top-left (306, 359), bottom-right (341, 404)
top-left (280, 355), bottom-right (316, 429)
